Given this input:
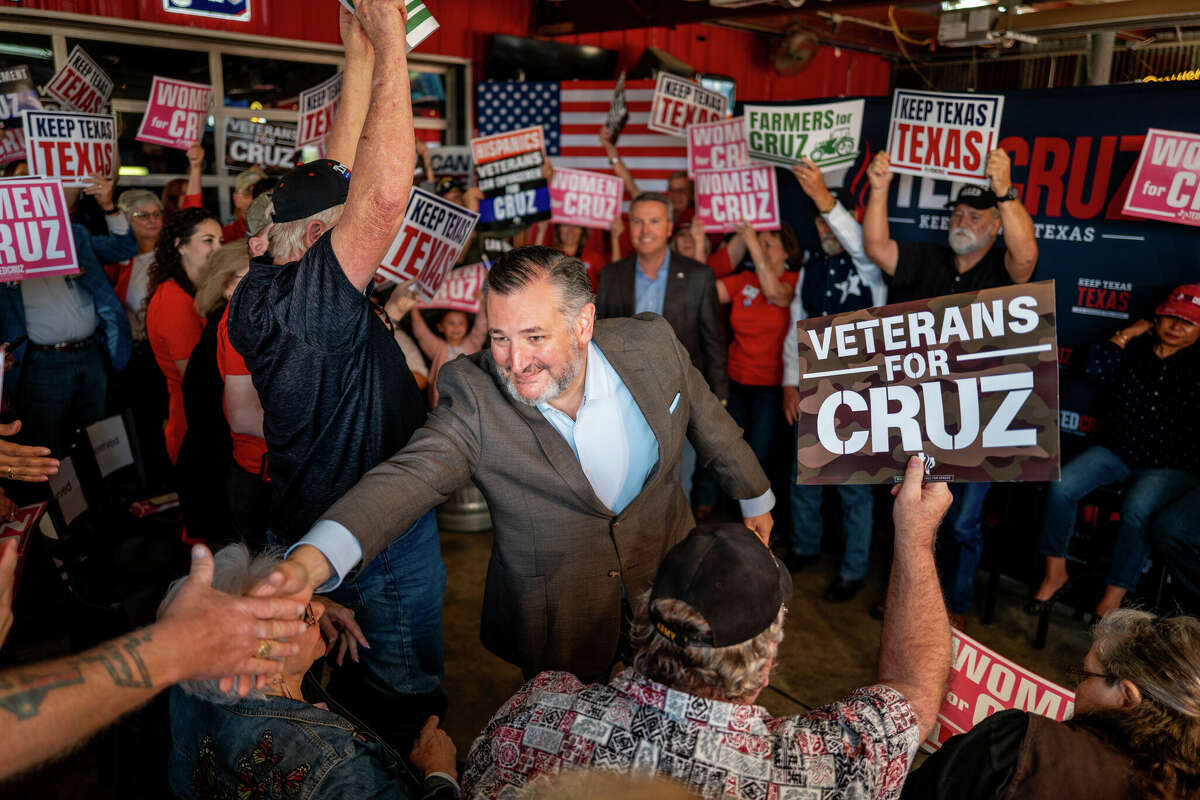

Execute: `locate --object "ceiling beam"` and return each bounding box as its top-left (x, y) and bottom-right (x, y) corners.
top-left (1000, 0), bottom-right (1200, 34)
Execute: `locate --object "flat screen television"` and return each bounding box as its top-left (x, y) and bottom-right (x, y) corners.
top-left (486, 35), bottom-right (618, 81)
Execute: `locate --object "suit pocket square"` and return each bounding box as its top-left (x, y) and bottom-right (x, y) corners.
top-left (669, 392), bottom-right (681, 413)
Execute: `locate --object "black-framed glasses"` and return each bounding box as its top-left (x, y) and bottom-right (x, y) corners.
top-left (1065, 666), bottom-right (1112, 686)
top-left (131, 210), bottom-right (163, 220)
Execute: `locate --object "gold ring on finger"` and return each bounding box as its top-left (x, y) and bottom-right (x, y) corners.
top-left (254, 639), bottom-right (271, 659)
top-left (6, 467), bottom-right (12, 479)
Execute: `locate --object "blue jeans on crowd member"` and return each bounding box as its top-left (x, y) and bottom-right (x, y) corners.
top-left (940, 482), bottom-right (992, 616)
top-left (727, 381), bottom-right (784, 479)
top-left (15, 341), bottom-right (108, 458)
top-left (1151, 487), bottom-right (1200, 610)
top-left (790, 474), bottom-right (873, 582)
top-left (1041, 445), bottom-right (1199, 591)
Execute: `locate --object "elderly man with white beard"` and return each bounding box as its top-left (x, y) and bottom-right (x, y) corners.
top-left (861, 147), bottom-right (1038, 629)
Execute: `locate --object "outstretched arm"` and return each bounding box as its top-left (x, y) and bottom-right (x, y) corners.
top-left (600, 127), bottom-right (640, 200)
top-left (324, 6), bottom-right (375, 169)
top-left (862, 151), bottom-right (899, 275)
top-left (986, 149), bottom-right (1038, 283)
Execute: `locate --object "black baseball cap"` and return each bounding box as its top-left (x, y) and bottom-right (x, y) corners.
top-left (649, 524), bottom-right (792, 649)
top-left (945, 184), bottom-right (998, 210)
top-left (271, 159), bottom-right (351, 223)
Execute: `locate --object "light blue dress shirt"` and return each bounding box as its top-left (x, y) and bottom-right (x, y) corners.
top-left (633, 248), bottom-right (671, 316)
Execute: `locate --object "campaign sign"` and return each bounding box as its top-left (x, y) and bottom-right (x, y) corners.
top-left (44, 46), bottom-right (113, 114)
top-left (0, 127), bottom-right (24, 166)
top-left (550, 167), bottom-right (623, 230)
top-left (744, 99), bottom-right (865, 172)
top-left (0, 501), bottom-right (50, 597)
top-left (647, 73), bottom-right (727, 138)
top-left (86, 415), bottom-right (134, 479)
top-left (886, 89), bottom-right (1004, 186)
top-left (225, 117), bottom-right (298, 173)
top-left (687, 117), bottom-right (749, 177)
top-left (0, 177), bottom-right (80, 282)
top-left (415, 145), bottom-right (473, 183)
top-left (337, 0), bottom-right (440, 53)
top-left (1121, 128), bottom-right (1200, 227)
top-left (925, 629), bottom-right (1075, 751)
top-left (694, 165), bottom-right (780, 234)
top-left (23, 110), bottom-right (118, 188)
top-left (471, 125), bottom-right (551, 232)
top-left (418, 263), bottom-right (486, 313)
top-left (0, 65), bottom-right (42, 125)
top-left (605, 71), bottom-right (629, 145)
top-left (135, 76), bottom-right (212, 151)
top-left (378, 186), bottom-right (479, 301)
top-left (297, 72), bottom-right (343, 148)
top-left (795, 281), bottom-right (1059, 484)
top-left (163, 0), bottom-right (250, 21)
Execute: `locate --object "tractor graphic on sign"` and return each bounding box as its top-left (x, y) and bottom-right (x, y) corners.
top-left (809, 127), bottom-right (856, 163)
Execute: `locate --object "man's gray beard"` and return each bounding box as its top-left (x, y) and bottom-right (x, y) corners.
top-left (947, 227), bottom-right (985, 255)
top-left (500, 337), bottom-right (585, 408)
top-left (820, 234), bottom-right (843, 256)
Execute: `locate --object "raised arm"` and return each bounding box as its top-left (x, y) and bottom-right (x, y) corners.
top-left (415, 139), bottom-right (435, 185)
top-left (986, 149), bottom-right (1038, 283)
top-left (863, 151), bottom-right (899, 275)
top-left (737, 223), bottom-right (793, 307)
top-left (600, 127), bottom-right (640, 200)
top-left (878, 456), bottom-right (953, 740)
top-left (324, 6), bottom-right (375, 169)
top-left (608, 216), bottom-right (624, 262)
top-left (329, 0), bottom-right (415, 292)
top-left (185, 144), bottom-right (204, 202)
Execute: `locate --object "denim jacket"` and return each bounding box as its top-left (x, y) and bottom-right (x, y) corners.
top-left (168, 687), bottom-right (459, 800)
top-left (0, 224), bottom-right (134, 398)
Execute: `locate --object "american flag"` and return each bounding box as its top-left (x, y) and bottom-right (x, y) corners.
top-left (476, 79), bottom-right (687, 194)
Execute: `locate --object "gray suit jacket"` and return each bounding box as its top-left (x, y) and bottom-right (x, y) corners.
top-left (321, 314), bottom-right (768, 676)
top-left (594, 254), bottom-right (729, 400)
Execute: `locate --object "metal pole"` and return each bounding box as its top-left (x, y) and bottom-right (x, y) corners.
top-left (1087, 31), bottom-right (1115, 85)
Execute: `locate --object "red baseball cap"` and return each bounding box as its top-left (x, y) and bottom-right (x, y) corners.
top-left (1156, 284), bottom-right (1200, 325)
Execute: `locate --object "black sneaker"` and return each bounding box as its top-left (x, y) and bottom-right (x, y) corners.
top-left (823, 576), bottom-right (865, 603)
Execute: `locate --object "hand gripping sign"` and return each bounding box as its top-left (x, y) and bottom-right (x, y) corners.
top-left (687, 117), bottom-right (749, 177)
top-left (925, 629), bottom-right (1075, 752)
top-left (794, 281), bottom-right (1060, 484)
top-left (23, 110), bottom-right (118, 188)
top-left (377, 185), bottom-right (479, 301)
top-left (471, 125), bottom-right (551, 232)
top-left (694, 165), bottom-right (780, 234)
top-left (297, 72), bottom-right (343, 148)
top-left (1121, 128), bottom-right (1200, 227)
top-left (744, 100), bottom-right (865, 172)
top-left (886, 89), bottom-right (1004, 186)
top-left (0, 177), bottom-right (80, 282)
top-left (337, 0), bottom-right (440, 53)
top-left (647, 73), bottom-right (728, 138)
top-left (549, 167), bottom-right (623, 230)
top-left (44, 46), bottom-right (113, 114)
top-left (135, 76), bottom-right (212, 151)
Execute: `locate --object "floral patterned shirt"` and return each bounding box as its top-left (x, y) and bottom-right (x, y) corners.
top-left (463, 668), bottom-right (921, 799)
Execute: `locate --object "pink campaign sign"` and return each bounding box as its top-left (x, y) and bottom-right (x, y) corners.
top-left (1122, 128), bottom-right (1200, 227)
top-left (924, 629), bottom-right (1075, 751)
top-left (694, 165), bottom-right (780, 234)
top-left (0, 177), bottom-right (80, 282)
top-left (135, 76), bottom-right (212, 151)
top-left (418, 263), bottom-right (487, 313)
top-left (687, 117), bottom-right (749, 177)
top-left (549, 167), bottom-right (622, 230)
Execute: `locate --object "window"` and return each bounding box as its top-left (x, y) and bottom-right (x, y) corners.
top-left (65, 39), bottom-right (210, 100)
top-left (0, 32), bottom-right (54, 87)
top-left (221, 54), bottom-right (339, 110)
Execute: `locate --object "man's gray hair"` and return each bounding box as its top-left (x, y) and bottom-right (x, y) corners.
top-left (631, 191), bottom-right (674, 225)
top-left (157, 544), bottom-right (286, 704)
top-left (117, 188), bottom-right (161, 218)
top-left (266, 201), bottom-right (345, 263)
top-left (484, 245), bottom-right (595, 322)
top-left (630, 591), bottom-right (786, 701)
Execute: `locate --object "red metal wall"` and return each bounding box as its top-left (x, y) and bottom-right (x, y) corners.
top-left (18, 0), bottom-right (890, 100)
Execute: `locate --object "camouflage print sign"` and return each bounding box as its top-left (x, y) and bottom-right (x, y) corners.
top-left (795, 280), bottom-right (1060, 484)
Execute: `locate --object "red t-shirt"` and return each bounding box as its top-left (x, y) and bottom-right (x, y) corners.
top-left (146, 279), bottom-right (205, 463)
top-left (222, 217), bottom-right (246, 243)
top-left (216, 307), bottom-right (267, 475)
top-left (720, 270), bottom-right (799, 387)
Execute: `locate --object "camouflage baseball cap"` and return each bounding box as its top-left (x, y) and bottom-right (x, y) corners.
top-left (945, 184), bottom-right (998, 210)
top-left (245, 190), bottom-right (273, 237)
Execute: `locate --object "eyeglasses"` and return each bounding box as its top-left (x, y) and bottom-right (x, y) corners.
top-left (1065, 666), bottom-right (1113, 686)
top-left (132, 210), bottom-right (163, 220)
top-left (303, 603), bottom-right (317, 627)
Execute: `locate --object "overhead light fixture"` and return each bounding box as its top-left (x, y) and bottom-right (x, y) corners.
top-left (941, 0), bottom-right (995, 9)
top-left (119, 166), bottom-right (150, 176)
top-left (0, 44), bottom-right (53, 60)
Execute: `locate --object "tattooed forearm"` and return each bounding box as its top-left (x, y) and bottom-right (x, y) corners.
top-left (77, 630), bottom-right (154, 689)
top-left (0, 668), bottom-right (83, 721)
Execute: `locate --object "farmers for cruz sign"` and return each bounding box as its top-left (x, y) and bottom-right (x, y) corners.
top-left (744, 99), bottom-right (864, 171)
top-left (886, 89), bottom-right (1003, 186)
top-left (647, 73), bottom-right (727, 137)
top-left (694, 165), bottom-right (780, 233)
top-left (23, 111), bottom-right (117, 187)
top-left (1121, 128), bottom-right (1200, 227)
top-left (794, 281), bottom-right (1060, 484)
top-left (0, 177), bottom-right (79, 282)
top-left (135, 77), bottom-right (212, 151)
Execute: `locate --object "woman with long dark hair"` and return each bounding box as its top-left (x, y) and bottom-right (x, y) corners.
top-left (145, 207), bottom-right (222, 464)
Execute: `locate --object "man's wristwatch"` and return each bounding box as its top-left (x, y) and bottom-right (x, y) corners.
top-left (997, 186), bottom-right (1019, 203)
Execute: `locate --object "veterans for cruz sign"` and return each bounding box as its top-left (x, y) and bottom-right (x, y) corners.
top-left (44, 46), bottom-right (113, 114)
top-left (549, 167), bottom-right (622, 230)
top-left (1121, 128), bottom-right (1200, 227)
top-left (471, 126), bottom-right (551, 232)
top-left (0, 177), bottom-right (80, 282)
top-left (647, 73), bottom-right (728, 138)
top-left (687, 117), bottom-right (749, 177)
top-left (886, 89), bottom-right (1004, 186)
top-left (225, 118), bottom-right (298, 173)
top-left (795, 281), bottom-right (1060, 485)
top-left (377, 185), bottom-right (479, 301)
top-left (744, 99), bottom-right (864, 171)
top-left (694, 165), bottom-right (780, 234)
top-left (135, 77), bottom-right (212, 151)
top-left (23, 110), bottom-right (117, 188)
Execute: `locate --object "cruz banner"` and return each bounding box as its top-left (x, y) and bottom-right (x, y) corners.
top-left (0, 177), bottom-right (80, 282)
top-left (694, 165), bottom-right (780, 233)
top-left (925, 629), bottom-right (1075, 751)
top-left (297, 72), bottom-right (342, 148)
top-left (794, 281), bottom-right (1060, 484)
top-left (378, 185), bottom-right (478, 300)
top-left (885, 89), bottom-right (1003, 186)
top-left (23, 111), bottom-right (118, 187)
top-left (418, 263), bottom-right (486, 313)
top-left (744, 99), bottom-right (865, 171)
top-left (225, 118), bottom-right (298, 173)
top-left (549, 167), bottom-right (622, 229)
top-left (471, 126), bottom-right (551, 232)
top-left (1121, 128), bottom-right (1200, 227)
top-left (135, 76), bottom-right (212, 150)
top-left (0, 65), bottom-right (41, 126)
top-left (647, 73), bottom-right (727, 138)
top-left (44, 46), bottom-right (113, 114)
top-left (687, 117), bottom-right (749, 177)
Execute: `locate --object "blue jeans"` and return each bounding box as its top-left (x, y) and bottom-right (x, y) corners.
top-left (790, 476), bottom-right (873, 581)
top-left (727, 381), bottom-right (783, 480)
top-left (15, 340), bottom-right (108, 458)
top-left (940, 482), bottom-right (992, 615)
top-left (1151, 487), bottom-right (1200, 608)
top-left (1041, 445), bottom-right (1199, 591)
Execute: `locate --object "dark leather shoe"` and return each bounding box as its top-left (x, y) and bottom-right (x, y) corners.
top-left (784, 552), bottom-right (821, 572)
top-left (823, 576), bottom-right (864, 603)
